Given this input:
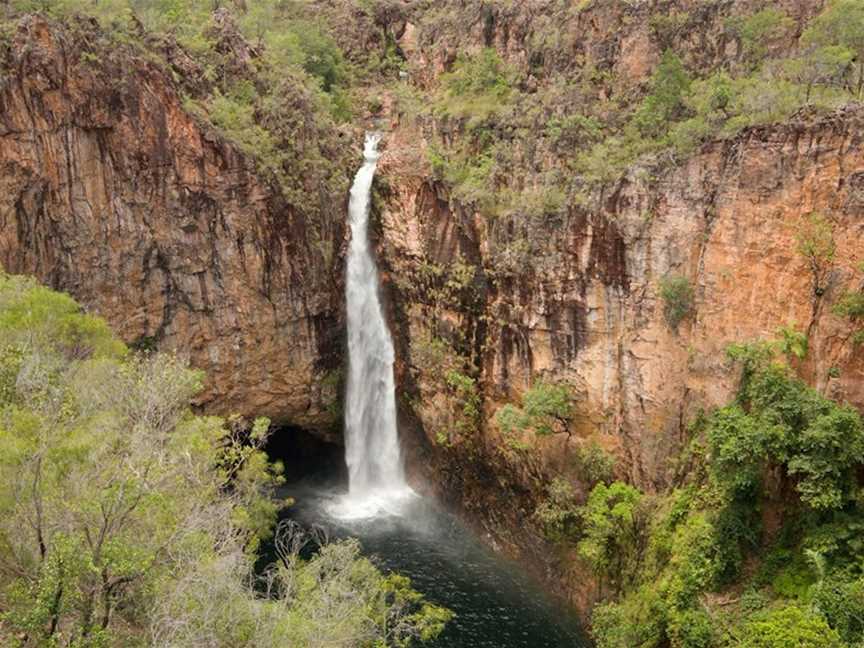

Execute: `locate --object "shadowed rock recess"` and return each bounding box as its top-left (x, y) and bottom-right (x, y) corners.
top-left (4, 0), bottom-right (864, 623)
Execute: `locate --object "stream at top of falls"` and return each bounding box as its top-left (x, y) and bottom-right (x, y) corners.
top-left (278, 134), bottom-right (589, 646)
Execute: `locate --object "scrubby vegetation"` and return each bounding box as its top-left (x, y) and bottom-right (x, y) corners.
top-left (1, 0), bottom-right (358, 249)
top-left (0, 273), bottom-right (449, 647)
top-left (495, 380), bottom-right (576, 448)
top-left (535, 330), bottom-right (864, 647)
top-left (417, 0), bottom-right (864, 281)
top-left (6, 0), bottom-right (864, 644)
top-left (659, 275), bottom-right (695, 331)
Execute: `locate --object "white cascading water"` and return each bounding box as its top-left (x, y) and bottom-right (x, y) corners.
top-left (332, 132), bottom-right (412, 519)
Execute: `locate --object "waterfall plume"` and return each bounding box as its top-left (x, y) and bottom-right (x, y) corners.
top-left (333, 133), bottom-right (413, 519)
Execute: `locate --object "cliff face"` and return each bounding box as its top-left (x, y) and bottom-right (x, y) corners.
top-left (0, 16), bottom-right (349, 432)
top-left (378, 108), bottom-right (864, 485)
top-left (4, 0), bottom-right (864, 612)
top-left (365, 0), bottom-right (864, 601)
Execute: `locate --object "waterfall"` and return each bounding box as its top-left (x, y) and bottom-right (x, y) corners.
top-left (336, 132), bottom-right (411, 518)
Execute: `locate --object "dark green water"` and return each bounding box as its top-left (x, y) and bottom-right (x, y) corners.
top-left (278, 478), bottom-right (589, 648)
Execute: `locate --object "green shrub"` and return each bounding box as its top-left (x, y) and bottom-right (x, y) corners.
top-left (740, 605), bottom-right (843, 648)
top-left (494, 381), bottom-right (575, 440)
top-left (437, 48), bottom-right (514, 126)
top-left (710, 350), bottom-right (864, 511)
top-left (832, 289), bottom-right (864, 344)
top-left (535, 477), bottom-right (581, 542)
top-left (659, 274), bottom-right (695, 331)
top-left (796, 212), bottom-right (836, 296)
top-left (803, 0), bottom-right (864, 99)
top-left (573, 441), bottom-right (616, 487)
top-left (727, 8), bottom-right (794, 68)
top-left (545, 113), bottom-right (603, 149)
top-left (775, 324), bottom-right (809, 360)
top-left (649, 11), bottom-right (690, 49)
top-left (782, 45), bottom-right (855, 103)
top-left (0, 273), bottom-right (451, 646)
top-left (578, 482), bottom-right (647, 593)
top-left (445, 369), bottom-right (481, 437)
top-left (591, 586), bottom-right (668, 648)
top-left (833, 290), bottom-right (864, 318)
top-left (633, 50), bottom-right (691, 138)
top-left (770, 551), bottom-right (816, 599)
top-left (664, 512), bottom-right (727, 606)
top-left (667, 608), bottom-right (715, 648)
top-left (811, 575), bottom-right (864, 644)
top-left (522, 381), bottom-right (575, 436)
top-left (207, 87), bottom-right (283, 173)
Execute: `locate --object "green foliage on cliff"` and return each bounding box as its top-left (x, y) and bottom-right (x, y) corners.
top-left (577, 482), bottom-right (646, 595)
top-left (0, 273), bottom-right (448, 647)
top-left (437, 48), bottom-right (513, 126)
top-left (709, 349), bottom-right (864, 511)
top-left (495, 381), bottom-right (575, 440)
top-left (726, 8), bottom-right (795, 69)
top-left (740, 605), bottom-right (843, 648)
top-left (567, 1), bottom-right (864, 184)
top-left (2, 0), bottom-right (354, 219)
top-left (535, 478), bottom-right (581, 543)
top-left (574, 50), bottom-right (692, 181)
top-left (831, 259), bottom-right (864, 345)
top-left (659, 274), bottom-right (695, 331)
top-left (633, 50), bottom-right (692, 139)
top-left (796, 212), bottom-right (837, 296)
top-left (444, 369), bottom-right (481, 439)
top-left (580, 332), bottom-right (864, 648)
top-left (804, 0), bottom-right (864, 99)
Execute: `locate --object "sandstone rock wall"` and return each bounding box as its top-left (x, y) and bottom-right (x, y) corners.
top-left (3, 2), bottom-right (864, 609)
top-left (0, 17), bottom-right (347, 431)
top-left (378, 108), bottom-right (864, 494)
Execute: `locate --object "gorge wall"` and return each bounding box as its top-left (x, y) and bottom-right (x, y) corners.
top-left (368, 0), bottom-right (864, 600)
top-left (3, 0), bottom-right (864, 610)
top-left (0, 15), bottom-right (351, 433)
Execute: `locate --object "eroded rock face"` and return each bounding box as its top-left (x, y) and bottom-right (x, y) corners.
top-left (373, 106), bottom-right (864, 605)
top-left (377, 109), bottom-right (864, 476)
top-left (362, 0), bottom-right (864, 604)
top-left (0, 17), bottom-right (347, 432)
top-left (3, 0), bottom-right (864, 613)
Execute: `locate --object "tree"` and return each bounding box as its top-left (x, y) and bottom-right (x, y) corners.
top-left (494, 381), bottom-right (575, 441)
top-left (0, 273), bottom-right (449, 647)
top-left (804, 0), bottom-right (864, 98)
top-left (634, 50), bottom-right (691, 138)
top-left (782, 45), bottom-right (854, 102)
top-left (535, 478), bottom-right (581, 543)
top-left (795, 212), bottom-right (835, 297)
top-left (578, 482), bottom-right (647, 594)
top-left (728, 8), bottom-right (794, 69)
top-left (522, 381), bottom-right (575, 436)
top-left (740, 605), bottom-right (843, 648)
top-left (709, 345), bottom-right (864, 511)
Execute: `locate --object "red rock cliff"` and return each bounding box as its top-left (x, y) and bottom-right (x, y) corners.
top-left (0, 16), bottom-right (349, 432)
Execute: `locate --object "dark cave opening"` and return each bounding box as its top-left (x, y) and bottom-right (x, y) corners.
top-left (264, 425), bottom-right (347, 486)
